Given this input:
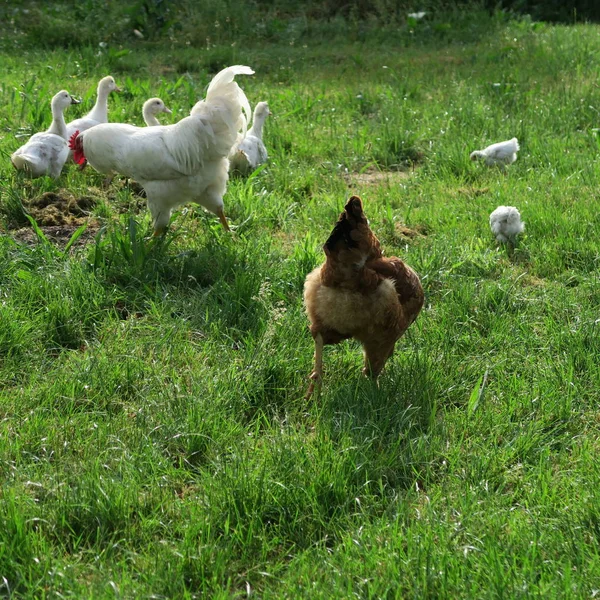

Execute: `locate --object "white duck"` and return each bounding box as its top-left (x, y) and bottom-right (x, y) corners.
top-left (11, 90), bottom-right (79, 178)
top-left (228, 101), bottom-right (270, 175)
top-left (143, 97), bottom-right (172, 126)
top-left (70, 65), bottom-right (254, 235)
top-left (470, 137), bottom-right (519, 169)
top-left (65, 75), bottom-right (121, 140)
top-left (489, 205), bottom-right (525, 244)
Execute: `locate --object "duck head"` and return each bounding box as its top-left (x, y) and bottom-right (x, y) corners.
top-left (98, 75), bottom-right (122, 94)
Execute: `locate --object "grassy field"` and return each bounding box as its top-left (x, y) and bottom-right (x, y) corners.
top-left (2, 6), bottom-right (600, 598)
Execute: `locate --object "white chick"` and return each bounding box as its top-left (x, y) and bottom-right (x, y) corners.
top-left (470, 138), bottom-right (519, 169)
top-left (489, 206), bottom-right (524, 244)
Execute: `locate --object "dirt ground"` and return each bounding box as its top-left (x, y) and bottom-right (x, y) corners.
top-left (394, 222), bottom-right (429, 240)
top-left (343, 167), bottom-right (413, 189)
top-left (9, 190), bottom-right (101, 249)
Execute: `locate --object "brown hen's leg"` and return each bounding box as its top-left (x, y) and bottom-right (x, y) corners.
top-left (362, 339), bottom-right (396, 379)
top-left (305, 333), bottom-right (324, 400)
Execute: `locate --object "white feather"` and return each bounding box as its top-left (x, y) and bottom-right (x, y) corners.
top-left (489, 205), bottom-right (525, 243)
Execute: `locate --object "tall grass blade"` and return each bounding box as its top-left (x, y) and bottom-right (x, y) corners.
top-left (468, 369), bottom-right (489, 417)
top-left (61, 223), bottom-right (88, 256)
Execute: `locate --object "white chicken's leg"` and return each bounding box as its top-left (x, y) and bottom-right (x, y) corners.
top-left (201, 183), bottom-right (231, 232)
top-left (145, 190), bottom-right (172, 236)
top-left (102, 174), bottom-right (115, 188)
top-left (151, 209), bottom-right (171, 236)
top-left (305, 333), bottom-right (324, 400)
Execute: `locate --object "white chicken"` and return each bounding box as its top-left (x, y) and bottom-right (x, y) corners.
top-left (98, 98), bottom-right (173, 188)
top-left (489, 205), bottom-right (525, 244)
top-left (66, 76), bottom-right (121, 140)
top-left (69, 65), bottom-right (254, 234)
top-left (228, 101), bottom-right (270, 175)
top-left (470, 137), bottom-right (519, 169)
top-left (11, 90), bottom-right (79, 178)
top-left (142, 97), bottom-right (172, 126)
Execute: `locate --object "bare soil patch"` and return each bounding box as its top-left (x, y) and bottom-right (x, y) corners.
top-left (394, 223), bottom-right (429, 240)
top-left (26, 191), bottom-right (97, 227)
top-left (343, 167), bottom-right (413, 189)
top-left (11, 223), bottom-right (101, 248)
top-left (456, 186), bottom-right (490, 198)
top-left (10, 190), bottom-right (101, 249)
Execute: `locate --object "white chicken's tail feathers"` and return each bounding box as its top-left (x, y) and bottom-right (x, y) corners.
top-left (192, 65), bottom-right (254, 134)
top-left (206, 65), bottom-right (255, 96)
top-left (176, 65), bottom-right (254, 171)
top-left (509, 137), bottom-right (520, 152)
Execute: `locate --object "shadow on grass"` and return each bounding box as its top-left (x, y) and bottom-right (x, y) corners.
top-left (91, 216), bottom-right (276, 335)
top-left (318, 346), bottom-right (440, 493)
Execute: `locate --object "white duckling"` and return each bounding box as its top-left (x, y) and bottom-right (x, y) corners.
top-left (470, 137), bottom-right (519, 169)
top-left (66, 75), bottom-right (121, 139)
top-left (228, 101), bottom-right (271, 175)
top-left (142, 97), bottom-right (172, 126)
top-left (11, 90), bottom-right (80, 178)
top-left (489, 205), bottom-right (525, 244)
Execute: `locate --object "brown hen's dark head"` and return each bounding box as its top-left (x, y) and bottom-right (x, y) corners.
top-left (323, 194), bottom-right (382, 260)
top-left (344, 195), bottom-right (366, 221)
top-left (323, 195), bottom-right (368, 255)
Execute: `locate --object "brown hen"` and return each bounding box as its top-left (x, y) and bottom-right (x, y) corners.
top-left (303, 195), bottom-right (424, 398)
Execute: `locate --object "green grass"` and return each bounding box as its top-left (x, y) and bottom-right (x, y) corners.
top-left (2, 6), bottom-right (600, 598)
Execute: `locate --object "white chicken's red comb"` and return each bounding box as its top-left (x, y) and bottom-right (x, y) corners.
top-left (68, 130), bottom-right (79, 151)
top-left (68, 130), bottom-right (87, 168)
